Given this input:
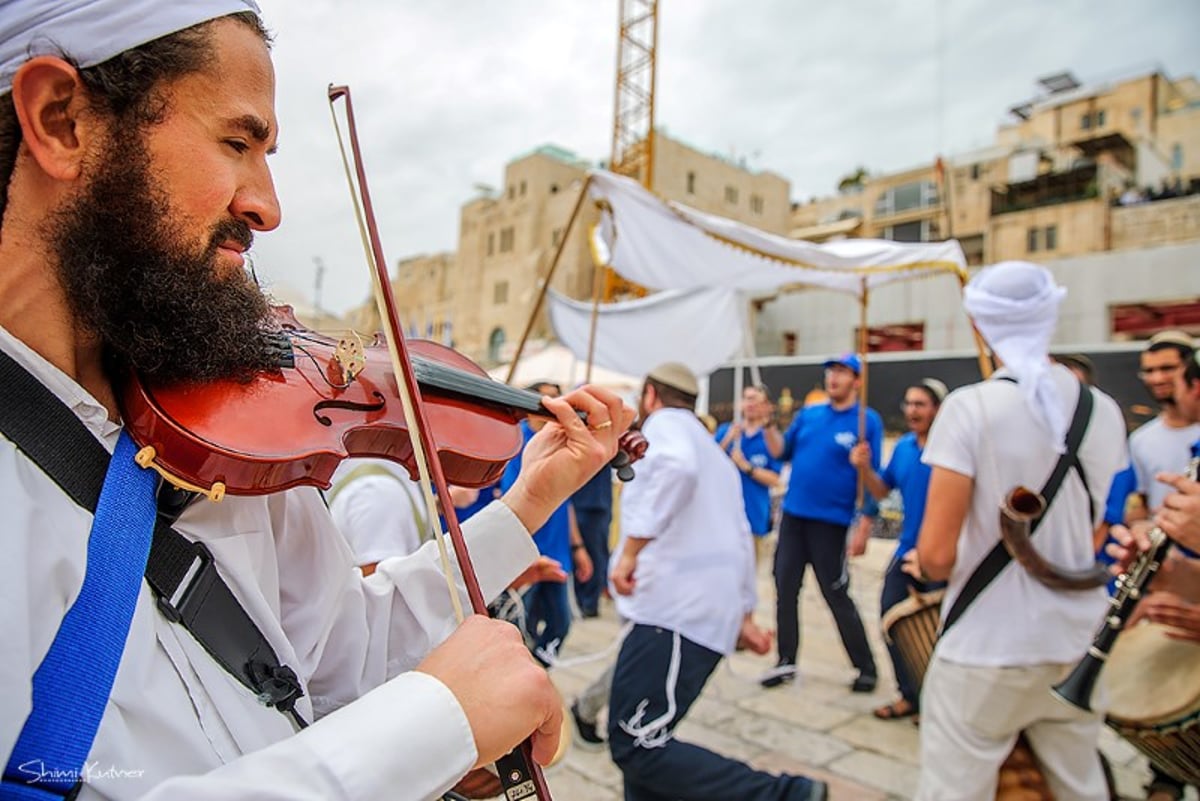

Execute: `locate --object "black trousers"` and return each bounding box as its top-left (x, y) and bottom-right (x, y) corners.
top-left (773, 512), bottom-right (876, 678)
top-left (573, 506), bottom-right (612, 614)
top-left (608, 624), bottom-right (821, 801)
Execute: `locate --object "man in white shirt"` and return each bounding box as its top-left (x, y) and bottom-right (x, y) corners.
top-left (1128, 331), bottom-right (1200, 515)
top-left (329, 459), bottom-right (428, 569)
top-left (914, 262), bottom-right (1126, 801)
top-left (606, 363), bottom-right (827, 801)
top-left (0, 4), bottom-right (634, 799)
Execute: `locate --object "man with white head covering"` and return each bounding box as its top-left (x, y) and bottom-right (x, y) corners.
top-left (912, 262), bottom-right (1126, 801)
top-left (606, 362), bottom-right (827, 801)
top-left (0, 4), bottom-right (635, 799)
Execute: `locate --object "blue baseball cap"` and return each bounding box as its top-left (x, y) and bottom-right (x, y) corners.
top-left (823, 353), bottom-right (862, 375)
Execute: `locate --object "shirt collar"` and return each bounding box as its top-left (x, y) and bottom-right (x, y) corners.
top-left (0, 325), bottom-right (121, 449)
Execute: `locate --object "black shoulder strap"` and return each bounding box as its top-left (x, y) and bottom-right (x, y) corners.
top-left (940, 378), bottom-right (1094, 636)
top-left (0, 348), bottom-right (307, 727)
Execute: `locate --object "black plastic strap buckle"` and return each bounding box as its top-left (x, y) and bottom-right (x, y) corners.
top-left (246, 662), bottom-right (303, 712)
top-left (154, 540), bottom-right (214, 625)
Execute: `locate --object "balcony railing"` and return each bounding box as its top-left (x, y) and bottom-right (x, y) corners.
top-left (991, 164), bottom-right (1099, 215)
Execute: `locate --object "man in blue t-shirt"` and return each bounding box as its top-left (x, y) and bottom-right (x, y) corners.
top-left (500, 381), bottom-right (593, 665)
top-left (851, 378), bottom-right (948, 720)
top-left (716, 384), bottom-right (784, 566)
top-left (762, 354), bottom-right (880, 691)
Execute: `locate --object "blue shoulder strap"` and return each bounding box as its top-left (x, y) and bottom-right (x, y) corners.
top-left (2, 431), bottom-right (157, 800)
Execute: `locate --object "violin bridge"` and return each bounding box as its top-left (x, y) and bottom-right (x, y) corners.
top-left (334, 332), bottom-right (367, 385)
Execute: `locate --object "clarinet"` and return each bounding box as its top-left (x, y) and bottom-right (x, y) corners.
top-left (1051, 456), bottom-right (1199, 712)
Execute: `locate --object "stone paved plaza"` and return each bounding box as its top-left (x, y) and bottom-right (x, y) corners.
top-left (537, 536), bottom-right (1189, 801)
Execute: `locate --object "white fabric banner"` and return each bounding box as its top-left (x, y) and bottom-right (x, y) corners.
top-left (587, 170), bottom-right (967, 296)
top-left (547, 287), bottom-right (746, 379)
top-left (541, 170), bottom-right (969, 382)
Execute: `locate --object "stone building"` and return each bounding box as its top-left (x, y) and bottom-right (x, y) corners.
top-left (352, 133), bottom-right (791, 366)
top-left (774, 67), bottom-right (1200, 357)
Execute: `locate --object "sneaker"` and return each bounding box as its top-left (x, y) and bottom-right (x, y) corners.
top-left (570, 701), bottom-right (605, 750)
top-left (850, 673), bottom-right (877, 693)
top-left (807, 780), bottom-right (828, 801)
top-left (760, 661), bottom-right (797, 689)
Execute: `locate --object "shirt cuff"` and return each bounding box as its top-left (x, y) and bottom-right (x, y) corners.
top-left (464, 500), bottom-right (540, 601)
top-left (297, 670), bottom-right (476, 800)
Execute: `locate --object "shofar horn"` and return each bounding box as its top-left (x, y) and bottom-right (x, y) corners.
top-left (999, 486), bottom-right (1110, 590)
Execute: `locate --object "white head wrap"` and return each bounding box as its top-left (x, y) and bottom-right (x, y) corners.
top-left (1, 0), bottom-right (261, 96)
top-left (963, 261), bottom-right (1069, 451)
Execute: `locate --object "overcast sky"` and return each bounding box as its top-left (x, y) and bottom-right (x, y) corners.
top-left (248, 0), bottom-right (1200, 316)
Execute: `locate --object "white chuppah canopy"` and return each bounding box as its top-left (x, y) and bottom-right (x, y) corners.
top-left (547, 170), bottom-right (969, 380)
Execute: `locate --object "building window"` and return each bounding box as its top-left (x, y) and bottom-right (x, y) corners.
top-left (1131, 107), bottom-right (1142, 127)
top-left (1172, 143), bottom-right (1184, 171)
top-left (1111, 298), bottom-right (1200, 338)
top-left (885, 220), bottom-right (926, 242)
top-left (1096, 109), bottom-right (1106, 128)
top-left (488, 327), bottom-right (506, 363)
top-left (1080, 112), bottom-right (1092, 131)
top-left (749, 194), bottom-right (764, 214)
top-left (724, 185), bottom-right (738, 204)
top-left (856, 322), bottom-right (925, 353)
top-left (487, 232), bottom-right (495, 256)
top-left (499, 226), bottom-right (515, 253)
top-left (686, 171), bottom-right (695, 194)
top-left (493, 281), bottom-right (509, 305)
top-left (1044, 225), bottom-right (1057, 251)
top-left (1027, 227), bottom-right (1040, 252)
top-left (782, 332), bottom-right (797, 356)
top-left (874, 180), bottom-right (938, 216)
top-left (519, 180), bottom-right (527, 197)
top-left (507, 185), bottom-right (515, 200)
top-left (970, 164), bottom-right (982, 181)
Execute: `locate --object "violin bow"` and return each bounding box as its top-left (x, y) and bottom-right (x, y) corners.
top-left (328, 85), bottom-right (553, 800)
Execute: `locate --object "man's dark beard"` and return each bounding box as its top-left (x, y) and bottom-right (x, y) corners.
top-left (46, 128), bottom-right (277, 385)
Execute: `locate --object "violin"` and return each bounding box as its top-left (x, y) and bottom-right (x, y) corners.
top-left (122, 305), bottom-right (645, 502)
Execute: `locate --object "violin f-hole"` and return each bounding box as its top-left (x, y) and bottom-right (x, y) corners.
top-left (313, 392), bottom-right (386, 426)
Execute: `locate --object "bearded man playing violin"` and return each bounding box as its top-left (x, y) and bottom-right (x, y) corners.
top-left (0, 3), bottom-right (635, 800)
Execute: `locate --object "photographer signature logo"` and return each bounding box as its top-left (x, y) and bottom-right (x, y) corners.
top-left (17, 760), bottom-right (144, 784)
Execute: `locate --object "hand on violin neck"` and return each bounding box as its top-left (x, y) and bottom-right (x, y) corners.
top-left (501, 385), bottom-right (635, 533)
top-left (415, 615), bottom-right (563, 769)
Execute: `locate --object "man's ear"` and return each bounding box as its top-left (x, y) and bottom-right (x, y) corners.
top-left (10, 56), bottom-right (98, 181)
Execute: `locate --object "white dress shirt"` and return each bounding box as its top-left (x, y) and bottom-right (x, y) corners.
top-left (613, 407), bottom-right (757, 655)
top-left (922, 364), bottom-right (1126, 667)
top-left (0, 325), bottom-right (537, 800)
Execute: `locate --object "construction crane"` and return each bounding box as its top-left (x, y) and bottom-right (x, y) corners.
top-left (602, 0), bottom-right (658, 301)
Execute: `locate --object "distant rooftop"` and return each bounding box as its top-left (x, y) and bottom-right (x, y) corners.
top-left (1011, 64), bottom-right (1193, 120)
top-left (512, 143), bottom-right (593, 170)
top-left (1038, 71), bottom-right (1082, 94)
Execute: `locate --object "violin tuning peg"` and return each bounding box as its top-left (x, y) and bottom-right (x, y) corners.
top-left (616, 464), bottom-right (636, 482)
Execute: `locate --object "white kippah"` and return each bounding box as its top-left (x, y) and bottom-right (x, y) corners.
top-left (964, 261), bottom-right (1069, 451)
top-left (0, 0), bottom-right (261, 96)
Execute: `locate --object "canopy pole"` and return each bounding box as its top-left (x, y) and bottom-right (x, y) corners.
top-left (505, 174), bottom-right (593, 385)
top-left (744, 295), bottom-right (763, 389)
top-left (584, 233), bottom-right (606, 384)
top-left (957, 272), bottom-right (993, 378)
top-left (857, 278), bottom-right (869, 508)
